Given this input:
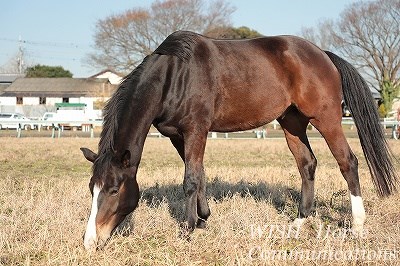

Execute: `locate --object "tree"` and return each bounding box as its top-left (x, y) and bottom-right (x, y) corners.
top-left (300, 20), bottom-right (335, 50)
top-left (25, 65), bottom-right (73, 78)
top-left (87, 0), bottom-right (235, 73)
top-left (205, 26), bottom-right (263, 39)
top-left (0, 52), bottom-right (27, 74)
top-left (335, 0), bottom-right (400, 116)
top-left (301, 0), bottom-right (400, 117)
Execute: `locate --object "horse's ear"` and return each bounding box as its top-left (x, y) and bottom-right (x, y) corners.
top-left (80, 147), bottom-right (97, 163)
top-left (121, 150), bottom-right (131, 168)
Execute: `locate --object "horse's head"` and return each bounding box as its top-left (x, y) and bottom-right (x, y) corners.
top-left (80, 147), bottom-right (139, 251)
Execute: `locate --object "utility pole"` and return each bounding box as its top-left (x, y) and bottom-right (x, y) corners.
top-left (17, 36), bottom-right (24, 74)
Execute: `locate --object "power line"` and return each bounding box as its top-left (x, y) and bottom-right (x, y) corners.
top-left (0, 37), bottom-right (90, 49)
top-left (1, 37), bottom-right (92, 74)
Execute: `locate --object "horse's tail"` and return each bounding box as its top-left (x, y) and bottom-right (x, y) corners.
top-left (325, 50), bottom-right (398, 197)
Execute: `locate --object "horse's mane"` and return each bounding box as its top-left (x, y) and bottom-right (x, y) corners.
top-left (98, 58), bottom-right (149, 156)
top-left (93, 57), bottom-right (149, 179)
top-left (93, 31), bottom-right (199, 180)
top-left (153, 31), bottom-right (199, 62)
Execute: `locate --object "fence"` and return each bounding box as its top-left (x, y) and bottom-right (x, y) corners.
top-left (0, 120), bottom-right (103, 138)
top-left (1, 118), bottom-right (400, 139)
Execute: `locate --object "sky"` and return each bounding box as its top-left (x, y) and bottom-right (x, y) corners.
top-left (0, 0), bottom-right (359, 77)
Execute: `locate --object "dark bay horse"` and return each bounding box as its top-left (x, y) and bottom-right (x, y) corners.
top-left (80, 31), bottom-right (397, 250)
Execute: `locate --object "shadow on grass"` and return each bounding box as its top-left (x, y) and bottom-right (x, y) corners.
top-left (111, 178), bottom-right (352, 242)
top-left (140, 178), bottom-right (351, 225)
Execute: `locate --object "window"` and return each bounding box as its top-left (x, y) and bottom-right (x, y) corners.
top-left (16, 97), bottom-right (23, 105)
top-left (39, 97), bottom-right (46, 105)
top-left (62, 97), bottom-right (69, 103)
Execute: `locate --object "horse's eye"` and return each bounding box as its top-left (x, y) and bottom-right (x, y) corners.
top-left (109, 187), bottom-right (119, 196)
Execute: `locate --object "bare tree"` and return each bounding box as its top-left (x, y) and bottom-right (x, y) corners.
top-left (300, 20), bottom-right (335, 50)
top-left (300, 0), bottom-right (400, 116)
top-left (332, 0), bottom-right (400, 115)
top-left (0, 52), bottom-right (26, 74)
top-left (205, 26), bottom-right (263, 39)
top-left (87, 0), bottom-right (235, 73)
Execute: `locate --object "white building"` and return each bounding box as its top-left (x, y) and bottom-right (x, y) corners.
top-left (0, 69), bottom-right (123, 117)
top-left (0, 77), bottom-right (118, 117)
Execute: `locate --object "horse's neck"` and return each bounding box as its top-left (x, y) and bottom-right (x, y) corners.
top-left (113, 99), bottom-right (158, 167)
top-left (110, 56), bottom-right (164, 165)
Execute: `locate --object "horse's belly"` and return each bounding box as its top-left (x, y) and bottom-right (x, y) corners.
top-left (210, 118), bottom-right (272, 132)
top-left (210, 97), bottom-right (289, 132)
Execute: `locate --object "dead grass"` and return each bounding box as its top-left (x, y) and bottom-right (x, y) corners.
top-left (0, 137), bottom-right (399, 265)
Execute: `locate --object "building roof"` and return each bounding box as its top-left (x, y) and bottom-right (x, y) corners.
top-left (89, 69), bottom-right (124, 85)
top-left (89, 69), bottom-right (121, 77)
top-left (2, 77), bottom-right (117, 98)
top-left (0, 84), bottom-right (9, 95)
top-left (0, 74), bottom-right (25, 84)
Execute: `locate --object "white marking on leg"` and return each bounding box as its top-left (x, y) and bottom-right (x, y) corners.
top-left (350, 194), bottom-right (366, 234)
top-left (293, 218), bottom-right (305, 228)
top-left (84, 184), bottom-right (101, 251)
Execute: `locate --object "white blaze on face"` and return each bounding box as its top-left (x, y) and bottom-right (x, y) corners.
top-left (350, 194), bottom-right (366, 233)
top-left (84, 184), bottom-right (102, 251)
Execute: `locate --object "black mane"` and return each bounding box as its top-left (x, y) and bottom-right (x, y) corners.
top-left (98, 58), bottom-right (149, 156)
top-left (153, 31), bottom-right (199, 62)
top-left (93, 57), bottom-right (149, 179)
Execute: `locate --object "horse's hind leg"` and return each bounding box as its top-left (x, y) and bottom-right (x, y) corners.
top-left (311, 117), bottom-right (366, 233)
top-left (278, 109), bottom-right (317, 222)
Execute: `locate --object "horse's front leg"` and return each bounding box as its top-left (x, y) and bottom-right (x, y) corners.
top-left (171, 135), bottom-right (211, 230)
top-left (196, 165), bottom-right (210, 229)
top-left (182, 131), bottom-right (210, 231)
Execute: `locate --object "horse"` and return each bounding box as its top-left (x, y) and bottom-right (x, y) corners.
top-left (80, 30), bottom-right (397, 250)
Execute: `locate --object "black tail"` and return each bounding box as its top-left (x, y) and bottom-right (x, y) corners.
top-left (325, 51), bottom-right (398, 197)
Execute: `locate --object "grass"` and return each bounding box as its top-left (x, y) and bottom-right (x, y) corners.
top-left (0, 137), bottom-right (399, 265)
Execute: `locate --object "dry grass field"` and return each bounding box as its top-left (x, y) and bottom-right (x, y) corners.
top-left (0, 136), bottom-right (399, 265)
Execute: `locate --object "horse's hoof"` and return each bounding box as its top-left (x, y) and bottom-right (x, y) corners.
top-left (178, 222), bottom-right (194, 240)
top-left (351, 223), bottom-right (367, 237)
top-left (196, 218), bottom-right (207, 229)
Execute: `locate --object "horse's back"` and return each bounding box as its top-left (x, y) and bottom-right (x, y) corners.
top-left (154, 31), bottom-right (342, 133)
top-left (189, 35), bottom-right (341, 131)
